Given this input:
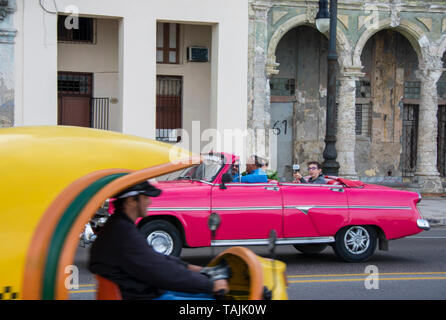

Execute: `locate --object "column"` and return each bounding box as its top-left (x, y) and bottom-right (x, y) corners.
top-left (415, 64), bottom-right (444, 193)
top-left (248, 2), bottom-right (271, 159)
top-left (336, 67), bottom-right (364, 180)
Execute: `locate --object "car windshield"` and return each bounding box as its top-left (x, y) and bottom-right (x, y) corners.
top-left (157, 154), bottom-right (225, 182)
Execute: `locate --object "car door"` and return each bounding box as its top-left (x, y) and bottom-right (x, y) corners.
top-left (280, 183), bottom-right (349, 237)
top-left (210, 181), bottom-right (283, 244)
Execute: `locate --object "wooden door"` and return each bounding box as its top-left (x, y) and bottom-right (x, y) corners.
top-left (58, 96), bottom-right (91, 127)
top-left (58, 72), bottom-right (93, 127)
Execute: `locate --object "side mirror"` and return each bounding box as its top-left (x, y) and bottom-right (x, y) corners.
top-left (220, 173), bottom-right (233, 189)
top-left (221, 173), bottom-right (233, 183)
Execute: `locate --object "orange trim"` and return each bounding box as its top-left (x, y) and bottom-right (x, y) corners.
top-left (22, 169), bottom-right (132, 300)
top-left (55, 157), bottom-right (201, 299)
top-left (96, 275), bottom-right (122, 300)
top-left (209, 247), bottom-right (264, 300)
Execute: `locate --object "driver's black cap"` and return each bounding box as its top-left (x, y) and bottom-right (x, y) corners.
top-left (115, 181), bottom-right (162, 199)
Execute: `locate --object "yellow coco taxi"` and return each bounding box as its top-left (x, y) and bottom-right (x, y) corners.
top-left (0, 126), bottom-right (288, 301)
top-left (0, 126), bottom-right (198, 300)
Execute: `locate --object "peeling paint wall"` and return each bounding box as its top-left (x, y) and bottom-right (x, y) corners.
top-left (272, 26), bottom-right (329, 166)
top-left (356, 30), bottom-right (419, 182)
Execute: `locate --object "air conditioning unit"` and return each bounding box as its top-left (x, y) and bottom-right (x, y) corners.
top-left (187, 47), bottom-right (209, 62)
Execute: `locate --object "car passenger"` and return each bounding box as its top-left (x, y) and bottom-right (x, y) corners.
top-left (89, 181), bottom-right (229, 300)
top-left (293, 161), bottom-right (326, 184)
top-left (232, 155), bottom-right (268, 183)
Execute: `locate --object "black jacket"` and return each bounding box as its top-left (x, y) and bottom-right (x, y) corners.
top-left (88, 211), bottom-right (214, 300)
top-left (300, 174), bottom-right (326, 184)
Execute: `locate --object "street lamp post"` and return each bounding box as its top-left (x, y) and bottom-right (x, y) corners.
top-left (316, 0), bottom-right (340, 176)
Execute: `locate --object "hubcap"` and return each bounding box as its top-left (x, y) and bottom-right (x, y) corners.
top-left (147, 231), bottom-right (174, 255)
top-left (344, 226), bottom-right (370, 255)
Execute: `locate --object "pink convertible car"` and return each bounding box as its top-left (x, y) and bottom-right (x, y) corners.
top-left (116, 153), bottom-right (430, 262)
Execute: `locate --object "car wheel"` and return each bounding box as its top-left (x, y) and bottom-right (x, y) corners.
top-left (293, 244), bottom-right (328, 254)
top-left (140, 220), bottom-right (183, 257)
top-left (333, 225), bottom-right (377, 262)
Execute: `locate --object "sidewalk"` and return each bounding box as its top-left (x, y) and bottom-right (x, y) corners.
top-left (418, 197), bottom-right (446, 227)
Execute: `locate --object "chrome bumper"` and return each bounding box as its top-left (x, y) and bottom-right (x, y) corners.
top-left (417, 219), bottom-right (430, 231)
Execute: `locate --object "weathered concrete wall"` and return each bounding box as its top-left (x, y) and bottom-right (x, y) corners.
top-left (357, 30), bottom-right (419, 182)
top-left (273, 26), bottom-right (328, 166)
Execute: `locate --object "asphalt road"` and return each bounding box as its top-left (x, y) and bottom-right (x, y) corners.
top-left (69, 227), bottom-right (446, 300)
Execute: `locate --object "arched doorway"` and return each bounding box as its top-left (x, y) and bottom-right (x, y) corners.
top-left (270, 25), bottom-right (337, 181)
top-left (357, 29), bottom-right (420, 183)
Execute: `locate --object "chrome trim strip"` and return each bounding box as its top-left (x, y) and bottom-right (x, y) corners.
top-left (213, 206), bottom-right (282, 211)
top-left (198, 180), bottom-right (215, 185)
top-left (148, 207), bottom-right (210, 212)
top-left (148, 205), bottom-right (412, 213)
top-left (284, 205), bottom-right (412, 211)
top-left (224, 183), bottom-right (278, 187)
top-left (280, 183), bottom-right (344, 188)
top-left (211, 236), bottom-right (335, 247)
top-left (349, 205), bottom-right (412, 210)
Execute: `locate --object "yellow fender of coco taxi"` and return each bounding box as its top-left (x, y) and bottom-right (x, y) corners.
top-left (0, 126), bottom-right (199, 300)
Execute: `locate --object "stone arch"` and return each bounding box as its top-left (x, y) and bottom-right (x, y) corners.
top-left (353, 18), bottom-right (428, 69)
top-left (267, 14), bottom-right (353, 75)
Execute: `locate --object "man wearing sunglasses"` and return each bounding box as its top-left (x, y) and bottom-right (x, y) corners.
top-left (293, 161), bottom-right (326, 184)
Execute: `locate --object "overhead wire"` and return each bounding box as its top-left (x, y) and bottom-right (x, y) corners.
top-left (39, 0), bottom-right (58, 14)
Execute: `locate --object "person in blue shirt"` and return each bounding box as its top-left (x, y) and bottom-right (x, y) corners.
top-left (232, 155), bottom-right (268, 183)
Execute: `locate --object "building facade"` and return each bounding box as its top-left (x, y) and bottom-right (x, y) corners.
top-left (7, 0), bottom-right (248, 158)
top-left (1, 0), bottom-right (446, 193)
top-left (248, 0), bottom-right (446, 192)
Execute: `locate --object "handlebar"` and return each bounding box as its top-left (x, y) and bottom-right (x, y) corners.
top-left (200, 259), bottom-right (232, 281)
top-left (200, 259), bottom-right (232, 300)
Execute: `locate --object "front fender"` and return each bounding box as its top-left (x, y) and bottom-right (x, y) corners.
top-left (138, 211), bottom-right (211, 247)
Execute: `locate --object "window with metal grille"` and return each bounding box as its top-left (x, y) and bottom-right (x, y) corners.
top-left (401, 104), bottom-right (419, 177)
top-left (355, 104), bottom-right (371, 137)
top-left (156, 23), bottom-right (180, 64)
top-left (270, 78), bottom-right (296, 96)
top-left (57, 15), bottom-right (96, 44)
top-left (58, 73), bottom-right (92, 96)
top-left (156, 76), bottom-right (182, 142)
top-left (355, 80), bottom-right (372, 137)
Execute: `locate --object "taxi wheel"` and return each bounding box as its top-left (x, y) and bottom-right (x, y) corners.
top-left (293, 244), bottom-right (328, 254)
top-left (140, 220), bottom-right (183, 257)
top-left (333, 225), bottom-right (377, 262)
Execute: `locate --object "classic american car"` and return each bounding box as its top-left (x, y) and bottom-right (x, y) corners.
top-left (125, 152), bottom-right (430, 263)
